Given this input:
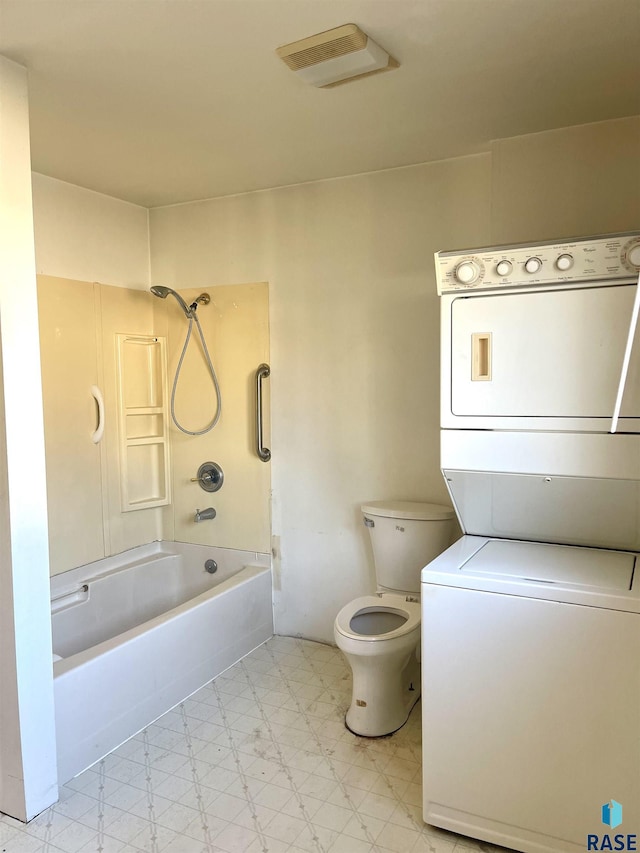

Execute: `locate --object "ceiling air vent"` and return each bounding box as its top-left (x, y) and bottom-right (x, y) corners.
top-left (276, 23), bottom-right (398, 88)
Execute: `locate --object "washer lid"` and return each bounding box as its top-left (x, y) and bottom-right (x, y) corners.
top-left (421, 535), bottom-right (640, 613)
top-left (463, 539), bottom-right (634, 591)
top-left (361, 500), bottom-right (455, 521)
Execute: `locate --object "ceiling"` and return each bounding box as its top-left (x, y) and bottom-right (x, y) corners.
top-left (1, 0), bottom-right (639, 208)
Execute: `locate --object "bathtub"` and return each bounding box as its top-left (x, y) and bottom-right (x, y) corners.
top-left (51, 541), bottom-right (273, 784)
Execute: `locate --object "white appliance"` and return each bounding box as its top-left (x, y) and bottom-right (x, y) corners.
top-left (437, 232), bottom-right (640, 433)
top-left (421, 536), bottom-right (640, 853)
top-left (422, 233), bottom-right (640, 853)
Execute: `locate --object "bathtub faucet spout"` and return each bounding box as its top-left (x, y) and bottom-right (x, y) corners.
top-left (194, 507), bottom-right (216, 523)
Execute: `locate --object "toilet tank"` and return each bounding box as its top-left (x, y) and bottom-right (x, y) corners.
top-left (362, 501), bottom-right (456, 594)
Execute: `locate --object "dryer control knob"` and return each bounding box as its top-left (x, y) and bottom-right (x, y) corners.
top-left (556, 254), bottom-right (573, 271)
top-left (496, 260), bottom-right (512, 277)
top-left (455, 261), bottom-right (480, 284)
top-left (525, 257), bottom-right (542, 274)
top-left (628, 244), bottom-right (640, 268)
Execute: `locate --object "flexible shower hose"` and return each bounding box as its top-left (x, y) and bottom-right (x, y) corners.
top-left (170, 311), bottom-right (222, 435)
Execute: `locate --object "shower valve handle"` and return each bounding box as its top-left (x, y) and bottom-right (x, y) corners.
top-left (190, 462), bottom-right (224, 492)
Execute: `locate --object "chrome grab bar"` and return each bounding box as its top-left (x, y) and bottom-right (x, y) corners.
top-left (51, 583), bottom-right (89, 604)
top-left (611, 270), bottom-right (640, 433)
top-left (256, 363), bottom-right (271, 462)
top-left (51, 583), bottom-right (89, 614)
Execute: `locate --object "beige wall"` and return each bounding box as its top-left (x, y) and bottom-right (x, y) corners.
top-left (150, 154), bottom-right (493, 642)
top-left (32, 172), bottom-right (149, 288)
top-left (150, 116), bottom-right (640, 644)
top-left (491, 116), bottom-right (640, 244)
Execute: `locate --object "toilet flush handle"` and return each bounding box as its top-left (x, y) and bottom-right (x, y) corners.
top-left (363, 517), bottom-right (375, 528)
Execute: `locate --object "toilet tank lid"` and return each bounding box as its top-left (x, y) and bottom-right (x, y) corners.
top-left (361, 501), bottom-right (455, 521)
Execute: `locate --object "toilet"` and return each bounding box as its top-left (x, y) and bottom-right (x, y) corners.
top-left (334, 500), bottom-right (455, 737)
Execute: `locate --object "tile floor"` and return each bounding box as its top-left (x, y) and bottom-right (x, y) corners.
top-left (0, 636), bottom-right (512, 853)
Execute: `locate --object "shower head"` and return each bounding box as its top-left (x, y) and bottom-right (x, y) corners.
top-left (150, 285), bottom-right (193, 318)
top-left (150, 285), bottom-right (171, 298)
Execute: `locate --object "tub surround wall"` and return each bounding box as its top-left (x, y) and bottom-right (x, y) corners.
top-left (0, 57), bottom-right (57, 821)
top-left (37, 275), bottom-right (270, 575)
top-left (167, 283), bottom-right (270, 554)
top-left (37, 277), bottom-right (172, 575)
top-left (37, 276), bottom-right (105, 573)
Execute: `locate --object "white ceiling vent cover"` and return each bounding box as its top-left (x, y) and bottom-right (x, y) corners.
top-left (276, 23), bottom-right (399, 88)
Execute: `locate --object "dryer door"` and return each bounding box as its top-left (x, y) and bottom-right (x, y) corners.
top-left (449, 283), bottom-right (640, 425)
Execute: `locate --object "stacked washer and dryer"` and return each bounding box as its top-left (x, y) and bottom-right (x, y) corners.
top-left (422, 233), bottom-right (640, 853)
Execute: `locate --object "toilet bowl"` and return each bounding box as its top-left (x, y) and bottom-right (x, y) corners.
top-left (335, 593), bottom-right (421, 737)
top-left (334, 500), bottom-right (456, 737)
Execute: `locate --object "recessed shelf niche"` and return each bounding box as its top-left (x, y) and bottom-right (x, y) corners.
top-left (116, 334), bottom-right (171, 511)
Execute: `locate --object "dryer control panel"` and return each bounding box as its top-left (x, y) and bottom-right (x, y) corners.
top-left (435, 232), bottom-right (640, 294)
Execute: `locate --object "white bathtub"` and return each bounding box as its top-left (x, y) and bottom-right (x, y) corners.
top-left (51, 541), bottom-right (273, 784)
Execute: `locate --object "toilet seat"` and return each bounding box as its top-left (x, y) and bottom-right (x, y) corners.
top-left (334, 594), bottom-right (420, 642)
